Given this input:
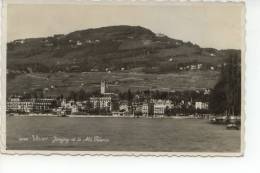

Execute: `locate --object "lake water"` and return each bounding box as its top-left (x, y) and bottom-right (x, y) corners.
top-left (6, 116), bottom-right (241, 152)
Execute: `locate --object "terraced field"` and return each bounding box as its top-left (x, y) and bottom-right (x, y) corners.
top-left (7, 70), bottom-right (220, 96)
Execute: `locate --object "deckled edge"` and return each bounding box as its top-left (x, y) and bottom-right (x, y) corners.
top-left (0, 0), bottom-right (246, 157)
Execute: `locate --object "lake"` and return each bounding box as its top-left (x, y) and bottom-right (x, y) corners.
top-left (6, 116), bottom-right (241, 152)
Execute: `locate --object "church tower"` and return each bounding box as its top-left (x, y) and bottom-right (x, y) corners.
top-left (101, 80), bottom-right (106, 94)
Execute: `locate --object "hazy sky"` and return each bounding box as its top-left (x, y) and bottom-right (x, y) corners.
top-left (7, 3), bottom-right (244, 49)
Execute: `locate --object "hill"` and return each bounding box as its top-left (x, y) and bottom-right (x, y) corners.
top-left (6, 25), bottom-right (241, 96)
top-left (7, 25), bottom-right (240, 74)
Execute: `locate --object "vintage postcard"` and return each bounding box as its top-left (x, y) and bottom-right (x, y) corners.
top-left (0, 0), bottom-right (245, 156)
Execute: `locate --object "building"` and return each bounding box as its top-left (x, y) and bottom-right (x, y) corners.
top-left (7, 97), bottom-right (56, 113)
top-left (89, 80), bottom-right (119, 112)
top-left (14, 39), bottom-right (25, 44)
top-left (90, 96), bottom-right (112, 111)
top-left (71, 105), bottom-right (79, 114)
top-left (151, 99), bottom-right (174, 108)
top-left (141, 103), bottom-right (154, 117)
top-left (154, 104), bottom-right (166, 117)
top-left (132, 102), bottom-right (143, 116)
top-left (190, 65), bottom-right (197, 70)
top-left (195, 101), bottom-right (209, 110)
top-left (152, 99), bottom-right (174, 117)
top-left (210, 66), bottom-right (215, 70)
top-left (32, 98), bottom-right (57, 112)
top-left (101, 80), bottom-right (107, 94)
top-left (76, 40), bottom-right (82, 46)
top-left (197, 64), bottom-right (203, 69)
top-left (204, 89), bottom-right (211, 95)
top-left (7, 97), bottom-right (33, 113)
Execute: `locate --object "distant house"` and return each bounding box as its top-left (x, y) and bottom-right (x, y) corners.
top-left (197, 64), bottom-right (203, 69)
top-left (59, 99), bottom-right (80, 114)
top-left (33, 98), bottom-right (57, 112)
top-left (7, 97), bottom-right (57, 113)
top-left (132, 102), bottom-right (143, 116)
top-left (156, 33), bottom-right (166, 37)
top-left (204, 89), bottom-right (211, 95)
top-left (14, 39), bottom-right (25, 44)
top-left (152, 99), bottom-right (173, 117)
top-left (76, 40), bottom-right (82, 46)
top-left (90, 68), bottom-right (99, 72)
top-left (210, 53), bottom-right (216, 57)
top-left (154, 104), bottom-right (166, 117)
top-left (141, 102), bottom-right (154, 117)
top-left (71, 105), bottom-right (79, 114)
top-left (190, 65), bottom-right (197, 70)
top-left (7, 97), bottom-right (33, 113)
top-left (90, 97), bottom-right (111, 111)
top-left (210, 66), bottom-right (215, 70)
top-left (195, 102), bottom-right (209, 110)
top-left (70, 65), bottom-right (80, 72)
top-left (85, 40), bottom-right (92, 43)
top-left (53, 34), bottom-right (65, 40)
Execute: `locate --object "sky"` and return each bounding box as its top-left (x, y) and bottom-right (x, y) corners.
top-left (7, 3), bottom-right (244, 49)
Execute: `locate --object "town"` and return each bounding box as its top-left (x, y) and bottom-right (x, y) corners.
top-left (7, 80), bottom-right (210, 118)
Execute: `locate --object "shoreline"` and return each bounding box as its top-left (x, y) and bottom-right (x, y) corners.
top-left (7, 113), bottom-right (211, 119)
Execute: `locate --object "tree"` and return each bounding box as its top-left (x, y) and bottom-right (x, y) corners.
top-left (127, 89), bottom-right (133, 102)
top-left (68, 91), bottom-right (77, 100)
top-left (165, 106), bottom-right (171, 116)
top-left (77, 89), bottom-right (87, 101)
top-left (209, 52), bottom-right (241, 116)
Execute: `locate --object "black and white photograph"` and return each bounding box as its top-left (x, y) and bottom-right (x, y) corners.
top-left (1, 1), bottom-right (244, 155)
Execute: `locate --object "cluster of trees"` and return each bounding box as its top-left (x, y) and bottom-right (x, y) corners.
top-left (209, 52), bottom-right (241, 116)
top-left (118, 89), bottom-right (209, 103)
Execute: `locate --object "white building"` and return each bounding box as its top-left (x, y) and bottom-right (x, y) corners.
top-left (154, 104), bottom-right (166, 116)
top-left (142, 103), bottom-right (149, 116)
top-left (152, 99), bottom-right (174, 117)
top-left (89, 80), bottom-right (118, 112)
top-left (7, 97), bottom-right (33, 113)
top-left (90, 97), bottom-right (112, 111)
top-left (101, 80), bottom-right (107, 94)
top-left (195, 102), bottom-right (209, 110)
top-left (190, 65), bottom-right (197, 70)
top-left (197, 64), bottom-right (203, 69)
top-left (7, 97), bottom-right (56, 113)
top-left (76, 40), bottom-right (82, 46)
